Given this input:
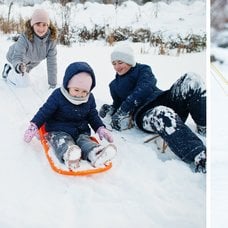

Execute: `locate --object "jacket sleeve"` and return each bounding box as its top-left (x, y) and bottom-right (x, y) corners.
top-left (31, 92), bottom-right (58, 128)
top-left (109, 81), bottom-right (121, 111)
top-left (87, 94), bottom-right (105, 132)
top-left (6, 34), bottom-right (28, 69)
top-left (120, 65), bottom-right (158, 113)
top-left (46, 41), bottom-right (57, 86)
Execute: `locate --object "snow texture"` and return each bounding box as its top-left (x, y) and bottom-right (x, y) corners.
top-left (210, 48), bottom-right (228, 228)
top-left (171, 72), bottom-right (206, 99)
top-left (142, 106), bottom-right (177, 135)
top-left (0, 1), bottom-right (206, 228)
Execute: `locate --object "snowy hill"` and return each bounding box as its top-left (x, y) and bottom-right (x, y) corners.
top-left (210, 47), bottom-right (228, 228)
top-left (0, 1), bottom-right (206, 227)
top-left (0, 37), bottom-right (206, 228)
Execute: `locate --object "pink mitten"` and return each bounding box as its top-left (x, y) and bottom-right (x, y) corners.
top-left (97, 126), bottom-right (113, 143)
top-left (24, 122), bottom-right (38, 143)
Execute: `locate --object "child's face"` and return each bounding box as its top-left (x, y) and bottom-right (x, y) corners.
top-left (112, 60), bottom-right (132, 75)
top-left (33, 22), bottom-right (49, 37)
top-left (69, 87), bottom-right (89, 98)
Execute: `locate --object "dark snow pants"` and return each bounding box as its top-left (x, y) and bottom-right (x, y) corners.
top-left (135, 72), bottom-right (206, 162)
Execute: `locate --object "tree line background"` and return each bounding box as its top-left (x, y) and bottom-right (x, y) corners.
top-left (0, 0), bottom-right (206, 55)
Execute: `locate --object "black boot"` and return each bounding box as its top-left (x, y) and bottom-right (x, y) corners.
top-left (2, 63), bottom-right (12, 79)
top-left (197, 125), bottom-right (206, 137)
top-left (194, 151), bottom-right (206, 173)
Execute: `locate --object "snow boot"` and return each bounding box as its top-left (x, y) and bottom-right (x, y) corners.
top-left (63, 145), bottom-right (81, 170)
top-left (88, 144), bottom-right (117, 167)
top-left (2, 63), bottom-right (12, 79)
top-left (194, 151), bottom-right (206, 173)
top-left (197, 125), bottom-right (206, 137)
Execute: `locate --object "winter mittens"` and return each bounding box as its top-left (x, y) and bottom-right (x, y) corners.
top-left (111, 108), bottom-right (131, 131)
top-left (99, 104), bottom-right (114, 118)
top-left (24, 122), bottom-right (38, 143)
top-left (16, 63), bottom-right (27, 75)
top-left (96, 126), bottom-right (113, 143)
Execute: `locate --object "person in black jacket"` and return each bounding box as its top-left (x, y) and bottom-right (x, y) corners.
top-left (99, 43), bottom-right (206, 172)
top-left (24, 62), bottom-right (116, 170)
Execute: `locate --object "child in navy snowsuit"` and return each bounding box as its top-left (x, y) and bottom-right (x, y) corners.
top-left (99, 43), bottom-right (206, 172)
top-left (24, 62), bottom-right (116, 170)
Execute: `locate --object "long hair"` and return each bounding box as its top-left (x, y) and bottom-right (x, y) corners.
top-left (24, 20), bottom-right (58, 42)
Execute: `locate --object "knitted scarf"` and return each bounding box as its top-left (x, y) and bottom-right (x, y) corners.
top-left (60, 86), bottom-right (89, 105)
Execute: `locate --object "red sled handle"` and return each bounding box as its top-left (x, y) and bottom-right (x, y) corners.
top-left (38, 125), bottom-right (112, 176)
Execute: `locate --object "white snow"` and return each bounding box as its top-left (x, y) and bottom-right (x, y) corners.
top-left (0, 1), bottom-right (206, 228)
top-left (0, 0), bottom-right (206, 39)
top-left (210, 53), bottom-right (228, 228)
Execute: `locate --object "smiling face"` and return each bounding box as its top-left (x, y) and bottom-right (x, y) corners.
top-left (112, 60), bottom-right (132, 75)
top-left (33, 22), bottom-right (49, 37)
top-left (68, 87), bottom-right (89, 98)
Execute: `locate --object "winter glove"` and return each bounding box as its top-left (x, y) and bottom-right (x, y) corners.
top-left (111, 108), bottom-right (132, 131)
top-left (99, 104), bottom-right (114, 118)
top-left (24, 122), bottom-right (38, 143)
top-left (16, 63), bottom-right (26, 75)
top-left (96, 126), bottom-right (113, 143)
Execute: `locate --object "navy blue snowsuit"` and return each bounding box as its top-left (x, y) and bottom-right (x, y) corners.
top-left (31, 62), bottom-right (104, 142)
top-left (109, 63), bottom-right (206, 163)
top-left (109, 63), bottom-right (162, 113)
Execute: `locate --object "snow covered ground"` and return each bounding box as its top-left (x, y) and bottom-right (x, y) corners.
top-left (0, 1), bottom-right (206, 227)
top-left (0, 38), bottom-right (206, 228)
top-left (210, 47), bottom-right (228, 228)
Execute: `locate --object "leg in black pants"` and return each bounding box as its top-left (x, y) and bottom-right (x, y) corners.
top-left (135, 72), bottom-right (206, 164)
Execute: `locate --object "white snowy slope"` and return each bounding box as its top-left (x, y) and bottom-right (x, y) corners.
top-left (211, 61), bottom-right (228, 228)
top-left (0, 1), bottom-right (206, 227)
top-left (0, 37), bottom-right (206, 228)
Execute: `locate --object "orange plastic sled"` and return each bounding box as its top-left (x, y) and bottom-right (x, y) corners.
top-left (38, 125), bottom-right (112, 176)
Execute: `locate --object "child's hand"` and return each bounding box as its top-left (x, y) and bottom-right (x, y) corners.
top-left (99, 104), bottom-right (114, 118)
top-left (16, 63), bottom-right (26, 75)
top-left (19, 63), bottom-right (26, 73)
top-left (111, 108), bottom-right (130, 131)
top-left (97, 126), bottom-right (113, 143)
top-left (24, 122), bottom-right (38, 143)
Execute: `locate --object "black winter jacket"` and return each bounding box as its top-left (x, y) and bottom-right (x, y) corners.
top-left (109, 63), bottom-right (162, 114)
